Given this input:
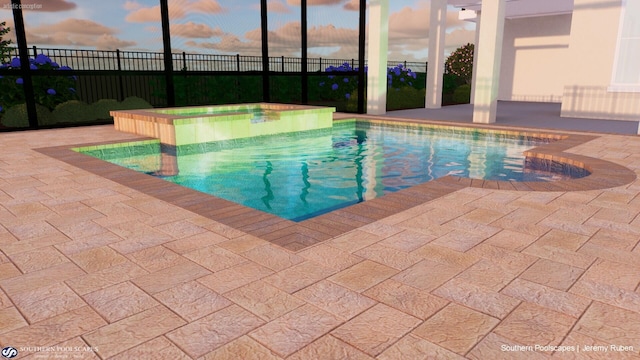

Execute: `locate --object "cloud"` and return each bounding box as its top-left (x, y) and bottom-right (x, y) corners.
top-left (123, 0), bottom-right (142, 11)
top-left (171, 22), bottom-right (224, 38)
top-left (268, 0), bottom-right (291, 13)
top-left (94, 34), bottom-right (137, 50)
top-left (263, 21), bottom-right (302, 44)
top-left (286, 0), bottom-right (344, 6)
top-left (0, 0), bottom-right (76, 12)
top-left (187, 23), bottom-right (311, 56)
top-left (343, 0), bottom-right (361, 11)
top-left (26, 32), bottom-right (136, 49)
top-left (243, 22), bottom-right (358, 55)
top-left (186, 34), bottom-right (262, 56)
top-left (125, 4), bottom-right (183, 23)
top-left (125, 0), bottom-right (224, 23)
top-left (228, 21), bottom-right (359, 57)
top-left (189, 0), bottom-right (224, 13)
top-left (243, 27), bottom-right (261, 42)
top-left (389, 4), bottom-right (464, 39)
top-left (22, 18), bottom-right (137, 50)
top-left (308, 44), bottom-right (359, 61)
top-left (308, 24), bottom-right (358, 48)
top-left (241, 2), bottom-right (472, 59)
top-left (182, 1), bottom-right (475, 61)
top-left (444, 28), bottom-right (475, 50)
top-left (31, 19), bottom-right (116, 36)
top-left (384, 2), bottom-right (474, 60)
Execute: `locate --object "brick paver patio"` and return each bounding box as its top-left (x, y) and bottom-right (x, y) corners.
top-left (1, 121), bottom-right (640, 359)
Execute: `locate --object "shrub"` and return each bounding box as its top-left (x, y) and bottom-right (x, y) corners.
top-left (386, 63), bottom-right (418, 90)
top-left (0, 54), bottom-right (78, 113)
top-left (445, 43), bottom-right (474, 84)
top-left (388, 87), bottom-right (426, 111)
top-left (319, 62), bottom-right (420, 105)
top-left (90, 99), bottom-right (121, 120)
top-left (317, 62), bottom-right (360, 102)
top-left (52, 100), bottom-right (93, 123)
top-left (453, 84), bottom-right (471, 104)
top-left (346, 86), bottom-right (426, 111)
top-left (443, 73), bottom-right (465, 95)
top-left (1, 103), bottom-right (55, 128)
top-left (152, 74), bottom-right (262, 106)
top-left (346, 90), bottom-right (360, 112)
top-left (0, 22), bottom-right (11, 64)
top-left (119, 96), bottom-right (153, 110)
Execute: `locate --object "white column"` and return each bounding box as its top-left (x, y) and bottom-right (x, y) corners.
top-left (426, 0), bottom-right (447, 109)
top-left (472, 0), bottom-right (506, 123)
top-left (470, 12), bottom-right (481, 104)
top-left (366, 0), bottom-right (389, 115)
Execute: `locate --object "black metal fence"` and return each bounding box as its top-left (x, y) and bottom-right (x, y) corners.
top-left (0, 46), bottom-right (429, 131)
top-left (3, 46), bottom-right (428, 73)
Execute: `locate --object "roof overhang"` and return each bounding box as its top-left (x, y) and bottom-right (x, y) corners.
top-left (449, 0), bottom-right (574, 21)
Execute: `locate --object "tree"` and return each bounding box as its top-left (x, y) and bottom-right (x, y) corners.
top-left (0, 21), bottom-right (12, 64)
top-left (445, 43), bottom-right (474, 84)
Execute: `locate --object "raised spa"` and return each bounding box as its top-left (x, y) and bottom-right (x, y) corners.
top-left (111, 103), bottom-right (335, 146)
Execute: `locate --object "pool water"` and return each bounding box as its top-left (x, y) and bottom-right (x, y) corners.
top-left (78, 120), bottom-right (578, 221)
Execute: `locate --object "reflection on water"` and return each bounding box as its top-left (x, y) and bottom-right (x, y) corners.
top-left (82, 121), bottom-right (585, 221)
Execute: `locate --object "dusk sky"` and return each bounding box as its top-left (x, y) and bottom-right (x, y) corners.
top-left (0, 0), bottom-right (475, 61)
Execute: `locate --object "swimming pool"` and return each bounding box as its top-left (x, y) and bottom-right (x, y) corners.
top-left (76, 119), bottom-right (588, 221)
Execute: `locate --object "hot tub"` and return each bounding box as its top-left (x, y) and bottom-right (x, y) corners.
top-left (111, 103), bottom-right (336, 146)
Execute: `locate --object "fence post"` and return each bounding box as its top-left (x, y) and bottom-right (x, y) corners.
top-left (11, 2), bottom-right (38, 128)
top-left (31, 45), bottom-right (37, 58)
top-left (351, 59), bottom-right (354, 69)
top-left (159, 0), bottom-right (175, 107)
top-left (182, 51), bottom-right (187, 71)
top-left (281, 55), bottom-right (285, 72)
top-left (236, 54), bottom-right (240, 71)
top-left (319, 57), bottom-right (322, 71)
top-left (116, 49), bottom-right (124, 101)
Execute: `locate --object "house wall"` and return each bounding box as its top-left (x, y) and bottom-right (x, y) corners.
top-left (498, 14), bottom-right (572, 103)
top-left (560, 0), bottom-right (640, 121)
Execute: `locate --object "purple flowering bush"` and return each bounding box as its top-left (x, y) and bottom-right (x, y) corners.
top-left (317, 62), bottom-right (360, 101)
top-left (318, 62), bottom-right (419, 103)
top-left (0, 53), bottom-right (77, 119)
top-left (386, 63), bottom-right (418, 90)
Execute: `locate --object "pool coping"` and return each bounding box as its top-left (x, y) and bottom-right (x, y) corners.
top-left (34, 116), bottom-right (637, 252)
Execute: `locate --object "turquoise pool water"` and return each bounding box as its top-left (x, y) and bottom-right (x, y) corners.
top-left (78, 120), bottom-right (580, 221)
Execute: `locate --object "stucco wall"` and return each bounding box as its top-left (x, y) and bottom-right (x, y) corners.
top-left (499, 14), bottom-right (572, 103)
top-left (560, 0), bottom-right (640, 121)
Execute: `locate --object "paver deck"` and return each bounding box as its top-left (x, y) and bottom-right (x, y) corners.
top-left (1, 112), bottom-right (640, 359)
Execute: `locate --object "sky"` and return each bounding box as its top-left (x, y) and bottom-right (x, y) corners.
top-left (0, 0), bottom-right (476, 61)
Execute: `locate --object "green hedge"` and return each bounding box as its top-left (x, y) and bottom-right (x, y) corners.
top-left (1, 103), bottom-right (55, 128)
top-left (52, 100), bottom-right (93, 123)
top-left (453, 84), bottom-right (471, 104)
top-left (119, 96), bottom-right (153, 110)
top-left (1, 96), bottom-right (155, 127)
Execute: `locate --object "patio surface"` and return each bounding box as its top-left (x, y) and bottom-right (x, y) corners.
top-left (387, 101), bottom-right (640, 135)
top-left (1, 105), bottom-right (640, 359)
